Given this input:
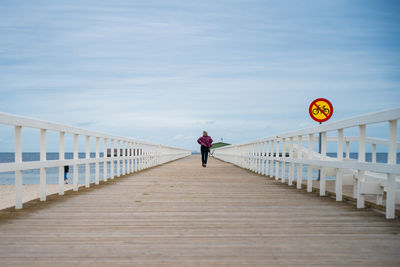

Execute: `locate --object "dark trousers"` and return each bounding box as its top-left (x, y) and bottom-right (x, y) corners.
top-left (201, 146), bottom-right (209, 164)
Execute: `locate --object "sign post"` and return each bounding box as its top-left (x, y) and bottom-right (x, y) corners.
top-left (309, 98), bottom-right (333, 180)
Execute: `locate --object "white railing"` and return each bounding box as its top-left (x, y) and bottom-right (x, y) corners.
top-left (0, 112), bottom-right (191, 209)
top-left (214, 108), bottom-right (400, 219)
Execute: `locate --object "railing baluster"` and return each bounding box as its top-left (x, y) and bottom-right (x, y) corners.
top-left (14, 125), bottom-right (22, 209)
top-left (320, 131), bottom-right (327, 196)
top-left (129, 142), bottom-right (133, 173)
top-left (85, 136), bottom-right (90, 188)
top-left (307, 133), bottom-right (313, 192)
top-left (110, 139), bottom-right (114, 179)
top-left (73, 134), bottom-right (79, 191)
top-left (266, 141), bottom-right (270, 175)
top-left (59, 131), bottom-right (65, 195)
top-left (40, 129), bottom-right (47, 201)
top-left (140, 144), bottom-right (143, 170)
top-left (117, 140), bottom-right (121, 177)
top-left (289, 137), bottom-right (294, 186)
top-left (260, 142), bottom-right (264, 175)
top-left (103, 138), bottom-right (108, 182)
top-left (297, 135), bottom-right (303, 189)
top-left (386, 120), bottom-right (397, 219)
top-left (95, 137), bottom-right (100, 185)
top-left (122, 141), bottom-right (126, 175)
top-left (336, 129), bottom-right (344, 201)
top-left (258, 142), bottom-right (261, 173)
top-left (357, 124), bottom-right (366, 208)
top-left (270, 140), bottom-right (275, 178)
top-left (133, 143), bottom-right (137, 172)
top-left (275, 139), bottom-right (280, 180)
top-left (281, 138), bottom-right (286, 183)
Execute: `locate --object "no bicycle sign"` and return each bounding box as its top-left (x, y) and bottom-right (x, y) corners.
top-left (309, 98), bottom-right (333, 123)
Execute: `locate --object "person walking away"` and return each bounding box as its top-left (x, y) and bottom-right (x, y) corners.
top-left (197, 131), bottom-right (213, 167)
top-left (64, 165), bottom-right (69, 184)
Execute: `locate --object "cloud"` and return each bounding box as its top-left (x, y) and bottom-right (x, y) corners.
top-left (0, 0), bottom-right (399, 152)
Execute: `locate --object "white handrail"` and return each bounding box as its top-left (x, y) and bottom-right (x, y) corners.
top-left (214, 108), bottom-right (400, 219)
top-left (0, 112), bottom-right (191, 209)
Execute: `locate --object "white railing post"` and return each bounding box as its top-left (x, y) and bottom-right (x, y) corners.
top-left (110, 139), bottom-right (114, 179)
top-left (85, 136), bottom-right (90, 188)
top-left (244, 145), bottom-right (250, 169)
top-left (145, 144), bottom-right (148, 169)
top-left (246, 145), bottom-right (249, 169)
top-left (357, 124), bottom-right (366, 208)
top-left (14, 125), bottom-right (22, 209)
top-left (256, 142), bottom-right (259, 173)
top-left (129, 142), bottom-right (133, 173)
top-left (307, 133), bottom-right (313, 192)
top-left (253, 144), bottom-right (256, 172)
top-left (59, 131), bottom-right (65, 195)
top-left (319, 131), bottom-right (327, 196)
top-left (266, 141), bottom-right (270, 176)
top-left (103, 138), bottom-right (108, 182)
top-left (297, 135), bottom-right (303, 189)
top-left (386, 120), bottom-right (397, 219)
top-left (126, 142), bottom-right (130, 173)
top-left (122, 141), bottom-right (126, 175)
top-left (261, 141), bottom-right (265, 175)
top-left (281, 138), bottom-right (286, 183)
top-left (40, 129), bottom-right (47, 201)
top-left (117, 140), bottom-right (121, 177)
top-left (270, 140), bottom-right (275, 178)
top-left (134, 143), bottom-right (138, 172)
top-left (345, 141), bottom-right (350, 159)
top-left (137, 143), bottom-right (140, 171)
top-left (123, 141), bottom-right (129, 175)
top-left (140, 144), bottom-right (143, 170)
top-left (275, 139), bottom-right (280, 180)
top-left (336, 128), bottom-right (344, 201)
top-left (258, 142), bottom-right (262, 173)
top-left (146, 144), bottom-right (149, 168)
top-left (95, 137), bottom-right (100, 185)
top-left (73, 134), bottom-right (79, 191)
top-left (289, 137), bottom-right (294, 186)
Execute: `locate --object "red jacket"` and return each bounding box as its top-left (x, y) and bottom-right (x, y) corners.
top-left (197, 136), bottom-right (213, 148)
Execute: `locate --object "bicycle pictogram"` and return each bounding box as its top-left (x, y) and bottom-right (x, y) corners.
top-left (312, 104), bottom-right (330, 116)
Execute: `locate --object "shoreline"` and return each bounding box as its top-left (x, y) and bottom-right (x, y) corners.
top-left (0, 184), bottom-right (78, 210)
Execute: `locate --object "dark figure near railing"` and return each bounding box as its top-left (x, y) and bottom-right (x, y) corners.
top-left (197, 131), bottom-right (213, 168)
top-left (64, 166), bottom-right (69, 184)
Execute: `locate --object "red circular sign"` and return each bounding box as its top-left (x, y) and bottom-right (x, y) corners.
top-left (309, 98), bottom-right (333, 123)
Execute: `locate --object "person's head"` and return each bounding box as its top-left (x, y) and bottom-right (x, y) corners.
top-left (203, 131), bottom-right (208, 137)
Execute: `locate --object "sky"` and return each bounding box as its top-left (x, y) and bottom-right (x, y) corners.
top-left (0, 0), bottom-right (399, 152)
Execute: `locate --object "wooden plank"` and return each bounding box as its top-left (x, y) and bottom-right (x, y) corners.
top-left (0, 155), bottom-right (399, 266)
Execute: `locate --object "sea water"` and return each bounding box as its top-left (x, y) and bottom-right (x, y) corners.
top-left (0, 152), bottom-right (132, 185)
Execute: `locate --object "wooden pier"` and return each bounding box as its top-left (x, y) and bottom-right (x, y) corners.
top-left (0, 155), bottom-right (400, 266)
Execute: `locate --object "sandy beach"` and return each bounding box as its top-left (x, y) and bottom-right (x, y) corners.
top-left (0, 184), bottom-right (79, 210)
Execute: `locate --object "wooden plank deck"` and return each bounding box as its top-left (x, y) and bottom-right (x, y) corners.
top-left (0, 155), bottom-right (399, 266)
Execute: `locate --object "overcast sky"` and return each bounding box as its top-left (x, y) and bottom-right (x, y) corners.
top-left (1, 0), bottom-right (399, 151)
